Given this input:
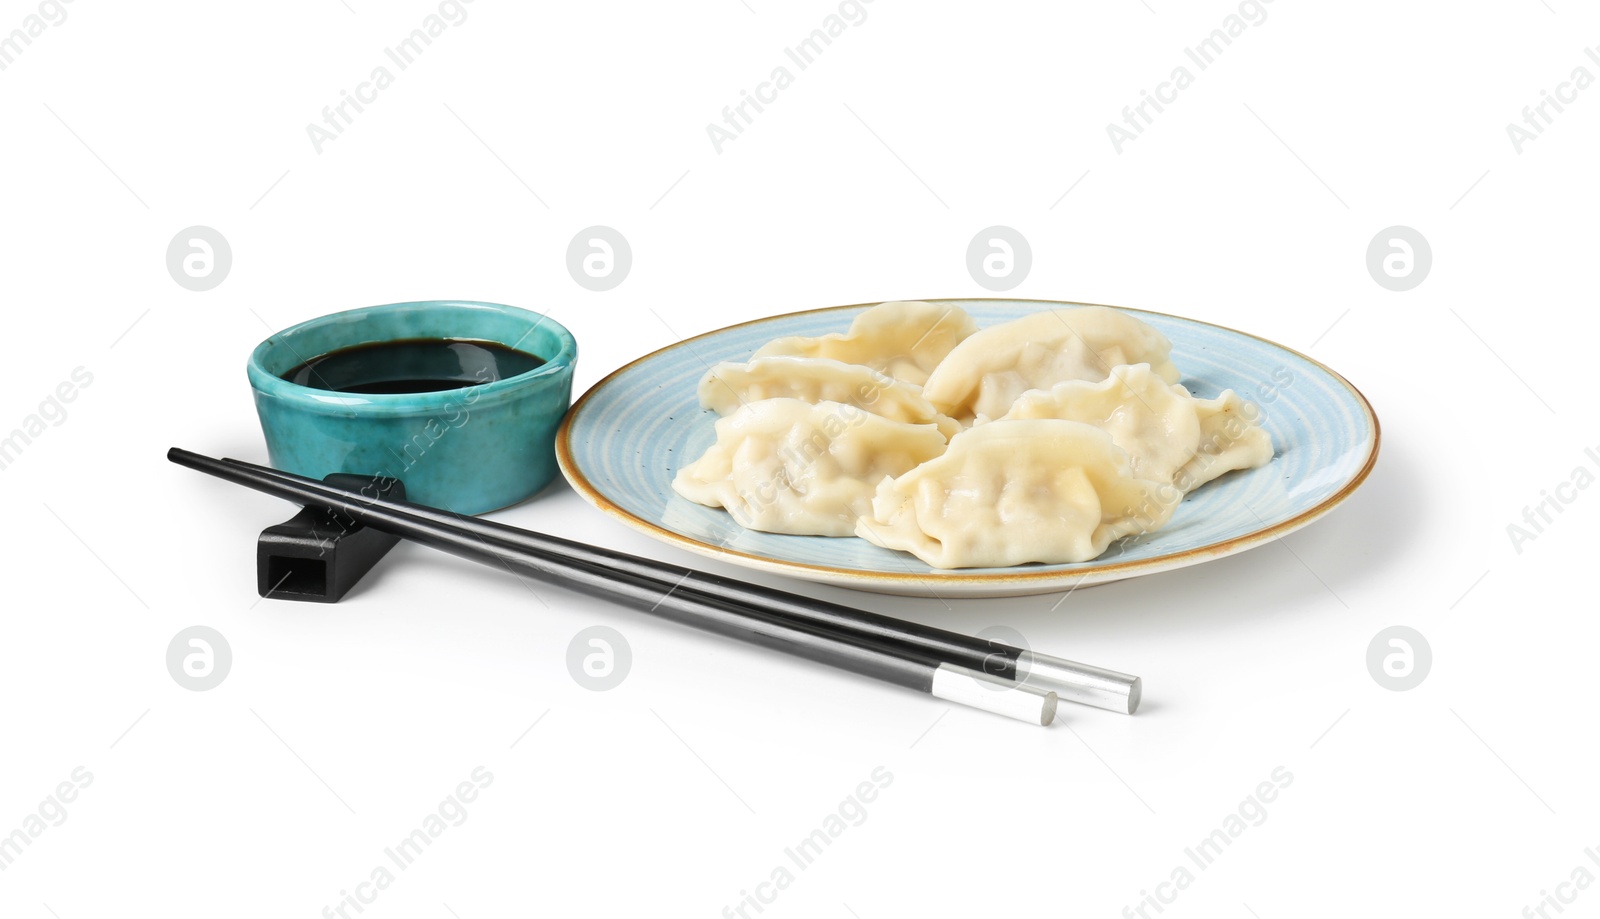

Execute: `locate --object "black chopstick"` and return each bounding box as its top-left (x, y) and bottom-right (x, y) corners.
top-left (213, 453), bottom-right (1140, 714)
top-left (169, 448), bottom-right (1057, 726)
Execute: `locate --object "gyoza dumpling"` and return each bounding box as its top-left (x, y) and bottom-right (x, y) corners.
top-left (998, 363), bottom-right (1274, 490)
top-left (672, 398), bottom-right (947, 537)
top-left (752, 301), bottom-right (977, 386)
top-left (854, 420), bottom-right (1175, 568)
top-left (920, 306), bottom-right (1181, 423)
top-left (1180, 390), bottom-right (1275, 491)
top-left (698, 356), bottom-right (961, 440)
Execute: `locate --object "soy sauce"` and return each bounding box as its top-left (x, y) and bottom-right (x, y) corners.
top-left (283, 338), bottom-right (545, 394)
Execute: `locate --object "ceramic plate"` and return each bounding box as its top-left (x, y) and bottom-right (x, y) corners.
top-left (556, 300), bottom-right (1379, 598)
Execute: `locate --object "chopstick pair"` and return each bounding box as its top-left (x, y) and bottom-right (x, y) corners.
top-left (168, 448), bottom-right (1141, 726)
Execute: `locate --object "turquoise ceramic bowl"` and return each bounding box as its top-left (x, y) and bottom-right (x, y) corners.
top-left (248, 301), bottom-right (577, 514)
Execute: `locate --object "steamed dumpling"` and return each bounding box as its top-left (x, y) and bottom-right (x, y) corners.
top-left (698, 356), bottom-right (961, 440)
top-left (1179, 390), bottom-right (1275, 491)
top-left (920, 306), bottom-right (1181, 423)
top-left (672, 399), bottom-right (947, 536)
top-left (853, 420), bottom-right (1175, 568)
top-left (752, 301), bottom-right (977, 386)
top-left (998, 363), bottom-right (1274, 490)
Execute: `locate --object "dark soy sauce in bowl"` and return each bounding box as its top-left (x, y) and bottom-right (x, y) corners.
top-left (283, 339), bottom-right (546, 395)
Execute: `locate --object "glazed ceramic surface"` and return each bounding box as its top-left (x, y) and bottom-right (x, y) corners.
top-left (249, 300), bottom-right (576, 514)
top-left (558, 300), bottom-right (1378, 597)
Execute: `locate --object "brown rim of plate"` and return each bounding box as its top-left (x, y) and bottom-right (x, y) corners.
top-left (555, 297), bottom-right (1382, 585)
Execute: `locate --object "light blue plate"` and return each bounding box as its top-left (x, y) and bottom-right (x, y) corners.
top-left (557, 300), bottom-right (1379, 597)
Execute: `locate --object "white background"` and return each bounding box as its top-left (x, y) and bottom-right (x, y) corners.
top-left (2, 1), bottom-right (1597, 917)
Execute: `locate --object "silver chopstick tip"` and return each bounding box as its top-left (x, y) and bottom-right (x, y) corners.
top-left (931, 663), bottom-right (1058, 727)
top-left (1016, 650), bottom-right (1142, 715)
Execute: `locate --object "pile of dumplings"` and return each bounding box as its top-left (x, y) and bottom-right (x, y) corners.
top-left (671, 301), bottom-right (1274, 569)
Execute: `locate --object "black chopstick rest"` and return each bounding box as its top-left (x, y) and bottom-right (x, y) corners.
top-left (256, 474), bottom-right (406, 603)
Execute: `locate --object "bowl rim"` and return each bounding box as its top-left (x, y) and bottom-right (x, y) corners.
top-left (555, 296), bottom-right (1381, 588)
top-left (247, 300), bottom-right (577, 414)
